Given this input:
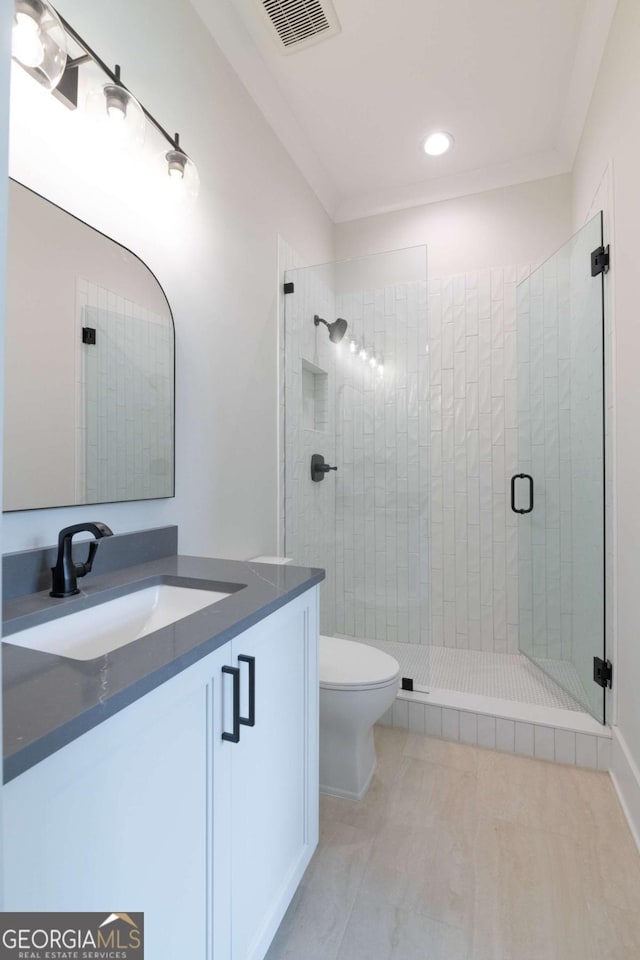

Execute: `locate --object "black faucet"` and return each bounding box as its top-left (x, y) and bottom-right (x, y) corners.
top-left (50, 522), bottom-right (114, 598)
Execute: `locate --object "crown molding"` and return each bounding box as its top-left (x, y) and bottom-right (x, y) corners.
top-left (333, 148), bottom-right (572, 223)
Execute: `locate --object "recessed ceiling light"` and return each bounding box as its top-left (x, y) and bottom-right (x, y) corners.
top-left (423, 132), bottom-right (454, 157)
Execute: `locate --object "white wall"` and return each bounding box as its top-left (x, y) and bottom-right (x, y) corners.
top-left (335, 175), bottom-right (572, 279)
top-left (571, 0), bottom-right (640, 835)
top-left (5, 0), bottom-right (333, 555)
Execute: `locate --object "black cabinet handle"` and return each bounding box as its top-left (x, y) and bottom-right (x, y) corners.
top-left (221, 665), bottom-right (241, 743)
top-left (238, 655), bottom-right (256, 727)
top-left (511, 473), bottom-right (534, 514)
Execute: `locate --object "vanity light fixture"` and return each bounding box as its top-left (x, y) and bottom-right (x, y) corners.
top-left (11, 0), bottom-right (199, 197)
top-left (423, 131), bottom-right (454, 156)
top-left (12, 0), bottom-right (67, 91)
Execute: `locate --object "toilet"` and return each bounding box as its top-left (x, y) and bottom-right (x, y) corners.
top-left (319, 635), bottom-right (400, 800)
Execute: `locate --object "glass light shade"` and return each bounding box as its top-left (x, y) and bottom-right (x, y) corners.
top-left (12, 0), bottom-right (67, 92)
top-left (85, 81), bottom-right (146, 147)
top-left (164, 146), bottom-right (200, 203)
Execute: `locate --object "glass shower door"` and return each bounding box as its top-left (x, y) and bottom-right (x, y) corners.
top-left (282, 246), bottom-right (430, 683)
top-left (514, 214), bottom-right (606, 721)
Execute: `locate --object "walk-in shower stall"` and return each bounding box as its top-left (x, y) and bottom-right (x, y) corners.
top-left (282, 216), bottom-right (607, 740)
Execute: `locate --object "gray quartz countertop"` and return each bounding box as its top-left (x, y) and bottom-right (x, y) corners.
top-left (2, 555), bottom-right (324, 783)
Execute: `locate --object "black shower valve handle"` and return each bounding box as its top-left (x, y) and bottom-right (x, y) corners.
top-left (311, 454), bottom-right (338, 482)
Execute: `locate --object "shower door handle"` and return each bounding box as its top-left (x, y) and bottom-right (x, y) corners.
top-left (511, 473), bottom-right (534, 514)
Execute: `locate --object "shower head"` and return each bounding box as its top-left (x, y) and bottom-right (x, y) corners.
top-left (314, 315), bottom-right (348, 344)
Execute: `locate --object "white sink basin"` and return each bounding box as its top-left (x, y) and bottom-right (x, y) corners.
top-left (6, 584), bottom-right (231, 661)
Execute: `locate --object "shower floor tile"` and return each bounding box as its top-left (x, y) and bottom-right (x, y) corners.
top-left (337, 636), bottom-right (589, 712)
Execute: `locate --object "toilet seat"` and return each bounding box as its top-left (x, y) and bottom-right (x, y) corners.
top-left (319, 635), bottom-right (400, 692)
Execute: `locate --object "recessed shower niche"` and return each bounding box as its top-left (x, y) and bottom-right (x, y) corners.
top-left (301, 359), bottom-right (328, 433)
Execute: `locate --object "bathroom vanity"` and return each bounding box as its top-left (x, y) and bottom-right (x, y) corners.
top-left (2, 534), bottom-right (323, 960)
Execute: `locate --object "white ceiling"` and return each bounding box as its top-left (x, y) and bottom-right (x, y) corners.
top-left (191, 0), bottom-right (618, 222)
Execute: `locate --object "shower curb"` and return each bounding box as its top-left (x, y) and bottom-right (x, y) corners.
top-left (379, 688), bottom-right (612, 771)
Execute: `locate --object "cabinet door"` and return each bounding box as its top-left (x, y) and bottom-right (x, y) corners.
top-left (2, 648), bottom-right (227, 960)
top-left (229, 588), bottom-right (319, 960)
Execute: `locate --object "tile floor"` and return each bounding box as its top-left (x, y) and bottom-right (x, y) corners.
top-left (266, 726), bottom-right (640, 960)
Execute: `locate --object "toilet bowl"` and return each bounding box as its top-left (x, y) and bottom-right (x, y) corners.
top-left (319, 635), bottom-right (400, 800)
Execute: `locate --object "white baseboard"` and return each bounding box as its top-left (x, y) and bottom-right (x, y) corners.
top-left (610, 727), bottom-right (640, 854)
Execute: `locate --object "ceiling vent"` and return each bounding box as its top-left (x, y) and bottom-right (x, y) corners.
top-left (259, 0), bottom-right (341, 53)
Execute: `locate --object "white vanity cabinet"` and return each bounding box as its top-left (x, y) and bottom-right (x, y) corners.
top-left (2, 586), bottom-right (319, 960)
top-left (215, 586), bottom-right (319, 960)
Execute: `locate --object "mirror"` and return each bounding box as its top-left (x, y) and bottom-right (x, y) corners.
top-left (4, 179), bottom-right (175, 511)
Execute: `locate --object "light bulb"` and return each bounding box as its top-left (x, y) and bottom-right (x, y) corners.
top-left (13, 10), bottom-right (44, 68)
top-left (86, 79), bottom-right (146, 147)
top-left (163, 139), bottom-right (200, 205)
top-left (349, 339), bottom-right (357, 354)
top-left (359, 348), bottom-right (368, 361)
top-left (423, 131), bottom-right (454, 156)
top-left (166, 150), bottom-right (187, 181)
top-left (104, 85), bottom-right (129, 122)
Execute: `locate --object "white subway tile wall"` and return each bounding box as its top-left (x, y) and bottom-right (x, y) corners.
top-left (283, 253), bottom-right (430, 645)
top-left (333, 281), bottom-right (430, 644)
top-left (379, 696), bottom-right (612, 770)
top-left (516, 257), bottom-right (569, 666)
top-left (429, 268), bottom-right (528, 654)
top-left (79, 279), bottom-right (173, 503)
top-left (284, 262), bottom-right (531, 654)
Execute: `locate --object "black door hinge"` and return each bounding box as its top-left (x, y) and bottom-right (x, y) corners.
top-left (283, 281), bottom-right (295, 294)
top-left (82, 327), bottom-right (96, 345)
top-left (593, 656), bottom-right (613, 689)
top-left (591, 245), bottom-right (610, 277)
